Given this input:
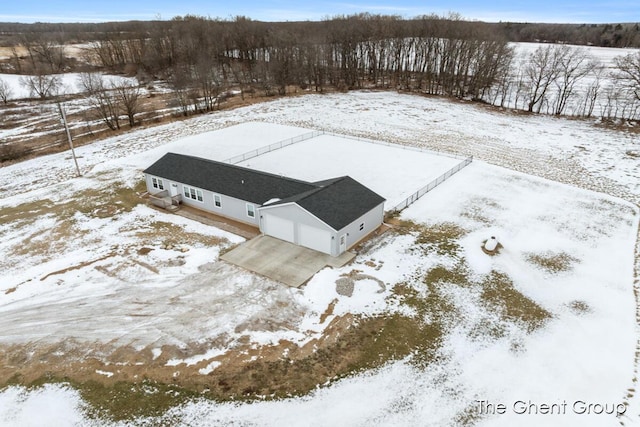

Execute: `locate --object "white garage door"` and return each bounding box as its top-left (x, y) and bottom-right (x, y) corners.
top-left (298, 223), bottom-right (332, 255)
top-left (263, 214), bottom-right (295, 243)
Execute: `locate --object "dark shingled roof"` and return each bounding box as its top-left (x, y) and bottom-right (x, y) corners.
top-left (144, 153), bottom-right (386, 230)
top-left (268, 176), bottom-right (386, 230)
top-left (299, 176), bottom-right (385, 229)
top-left (143, 153), bottom-right (317, 204)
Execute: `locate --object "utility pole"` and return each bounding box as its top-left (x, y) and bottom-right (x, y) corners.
top-left (58, 102), bottom-right (81, 177)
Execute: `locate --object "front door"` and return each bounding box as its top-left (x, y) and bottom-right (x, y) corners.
top-left (169, 183), bottom-right (178, 197)
top-left (339, 234), bottom-right (347, 253)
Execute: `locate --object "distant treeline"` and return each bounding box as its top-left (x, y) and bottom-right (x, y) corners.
top-left (1, 14), bottom-right (639, 125)
top-left (1, 15), bottom-right (639, 48)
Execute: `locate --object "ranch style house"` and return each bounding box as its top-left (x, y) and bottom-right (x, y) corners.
top-left (143, 152), bottom-right (386, 256)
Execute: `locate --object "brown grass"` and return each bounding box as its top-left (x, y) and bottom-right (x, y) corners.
top-left (567, 300), bottom-right (591, 315)
top-left (480, 271), bottom-right (552, 332)
top-left (526, 251), bottom-right (579, 273)
top-left (1, 311), bottom-right (442, 421)
top-left (131, 220), bottom-right (228, 248)
top-left (40, 254), bottom-right (115, 281)
top-left (414, 222), bottom-right (467, 256)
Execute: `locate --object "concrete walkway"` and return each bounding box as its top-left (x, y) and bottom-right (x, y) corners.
top-left (220, 235), bottom-right (355, 287)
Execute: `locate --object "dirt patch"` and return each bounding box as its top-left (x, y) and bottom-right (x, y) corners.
top-left (319, 299), bottom-right (338, 323)
top-left (336, 271), bottom-right (386, 297)
top-left (40, 253), bottom-right (115, 281)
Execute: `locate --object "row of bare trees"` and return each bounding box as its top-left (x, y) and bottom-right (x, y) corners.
top-left (3, 14), bottom-right (640, 126)
top-left (79, 14), bottom-right (640, 121)
top-left (483, 43), bottom-right (640, 120)
top-left (80, 15), bottom-right (513, 108)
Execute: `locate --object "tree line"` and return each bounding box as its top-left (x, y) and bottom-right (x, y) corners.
top-left (80, 14), bottom-right (516, 115)
top-left (1, 14), bottom-right (640, 131)
top-left (2, 18), bottom-right (639, 48)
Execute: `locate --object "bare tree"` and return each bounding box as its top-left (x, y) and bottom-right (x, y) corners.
top-left (19, 74), bottom-right (61, 99)
top-left (168, 66), bottom-right (196, 116)
top-left (552, 46), bottom-right (597, 115)
top-left (614, 51), bottom-right (640, 101)
top-left (20, 32), bottom-right (67, 73)
top-left (112, 77), bottom-right (141, 127)
top-left (78, 72), bottom-right (121, 130)
top-left (0, 78), bottom-right (13, 104)
top-left (579, 63), bottom-right (605, 117)
top-left (523, 45), bottom-right (562, 113)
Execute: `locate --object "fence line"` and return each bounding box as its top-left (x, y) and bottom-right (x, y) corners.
top-left (223, 128), bottom-right (473, 213)
top-left (319, 130), bottom-right (468, 161)
top-left (224, 130), bottom-right (323, 164)
top-left (390, 156), bottom-right (473, 212)
top-left (225, 128), bottom-right (468, 166)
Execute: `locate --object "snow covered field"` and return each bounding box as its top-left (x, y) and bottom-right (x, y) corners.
top-left (237, 133), bottom-right (463, 208)
top-left (0, 72), bottom-right (138, 100)
top-left (0, 91), bottom-right (638, 426)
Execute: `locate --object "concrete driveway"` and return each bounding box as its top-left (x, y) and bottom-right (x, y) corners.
top-left (220, 235), bottom-right (355, 287)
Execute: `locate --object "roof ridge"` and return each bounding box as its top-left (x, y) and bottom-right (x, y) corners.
top-left (165, 152), bottom-right (317, 187)
top-left (312, 175), bottom-right (349, 186)
top-left (292, 175), bottom-right (353, 201)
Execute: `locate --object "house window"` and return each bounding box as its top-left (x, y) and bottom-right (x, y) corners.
top-left (359, 222), bottom-right (364, 231)
top-left (151, 177), bottom-right (164, 190)
top-left (183, 185), bottom-right (203, 202)
top-left (246, 203), bottom-right (255, 218)
top-left (214, 194), bottom-right (222, 208)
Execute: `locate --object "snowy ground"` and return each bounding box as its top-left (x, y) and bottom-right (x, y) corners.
top-left (238, 133), bottom-right (463, 208)
top-left (0, 92), bottom-right (638, 427)
top-left (0, 73), bottom-right (138, 100)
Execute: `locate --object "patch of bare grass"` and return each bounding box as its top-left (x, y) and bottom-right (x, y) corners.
top-left (480, 271), bottom-right (552, 332)
top-left (25, 377), bottom-right (199, 422)
top-left (74, 180), bottom-right (146, 218)
top-left (467, 318), bottom-right (507, 341)
top-left (0, 199), bottom-right (55, 224)
top-left (133, 220), bottom-right (229, 248)
top-left (526, 251), bottom-right (579, 273)
top-left (10, 217), bottom-right (89, 259)
top-left (567, 300), bottom-right (591, 315)
top-left (414, 222), bottom-right (467, 256)
top-left (1, 181), bottom-right (150, 274)
top-left (425, 265), bottom-right (470, 286)
top-left (33, 312), bottom-right (444, 422)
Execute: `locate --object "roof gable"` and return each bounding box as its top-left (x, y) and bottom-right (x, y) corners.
top-left (295, 176), bottom-right (386, 230)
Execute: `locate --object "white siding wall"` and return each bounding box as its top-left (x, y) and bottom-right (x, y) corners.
top-left (336, 202), bottom-right (385, 252)
top-left (144, 174), bottom-right (259, 226)
top-left (259, 202), bottom-right (385, 256)
top-left (258, 204), bottom-right (337, 255)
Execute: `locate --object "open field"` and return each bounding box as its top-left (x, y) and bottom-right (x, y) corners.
top-left (0, 92), bottom-right (639, 426)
